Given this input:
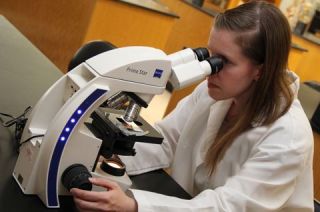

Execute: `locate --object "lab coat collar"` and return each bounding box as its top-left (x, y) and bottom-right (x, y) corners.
top-left (196, 99), bottom-right (233, 172)
top-left (287, 70), bottom-right (300, 98)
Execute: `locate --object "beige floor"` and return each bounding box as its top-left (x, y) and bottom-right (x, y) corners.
top-left (140, 90), bottom-right (171, 126)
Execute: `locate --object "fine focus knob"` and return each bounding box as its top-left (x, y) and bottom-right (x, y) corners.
top-left (61, 164), bottom-right (92, 191)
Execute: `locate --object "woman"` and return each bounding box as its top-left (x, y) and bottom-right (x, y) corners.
top-left (71, 1), bottom-right (314, 211)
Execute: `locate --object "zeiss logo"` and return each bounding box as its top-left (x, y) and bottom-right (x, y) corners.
top-left (153, 69), bottom-right (163, 78)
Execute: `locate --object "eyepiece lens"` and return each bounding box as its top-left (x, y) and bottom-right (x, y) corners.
top-left (193, 47), bottom-right (210, 61)
top-left (206, 56), bottom-right (224, 75)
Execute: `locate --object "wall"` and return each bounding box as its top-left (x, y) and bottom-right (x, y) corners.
top-left (291, 35), bottom-right (320, 82)
top-left (83, 0), bottom-right (175, 50)
top-left (161, 0), bottom-right (214, 53)
top-left (0, 0), bottom-right (96, 72)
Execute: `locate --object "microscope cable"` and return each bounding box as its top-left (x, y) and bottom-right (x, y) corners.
top-left (0, 106), bottom-right (44, 152)
top-left (18, 134), bottom-right (44, 147)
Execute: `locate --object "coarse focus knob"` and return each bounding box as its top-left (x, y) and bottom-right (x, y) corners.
top-left (61, 164), bottom-right (92, 191)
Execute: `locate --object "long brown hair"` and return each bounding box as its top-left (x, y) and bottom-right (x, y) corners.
top-left (205, 1), bottom-right (294, 174)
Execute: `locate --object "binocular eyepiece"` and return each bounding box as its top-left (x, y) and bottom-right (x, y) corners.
top-left (193, 47), bottom-right (224, 75)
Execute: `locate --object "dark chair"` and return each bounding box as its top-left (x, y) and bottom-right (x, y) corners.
top-left (68, 40), bottom-right (116, 72)
top-left (315, 199), bottom-right (320, 212)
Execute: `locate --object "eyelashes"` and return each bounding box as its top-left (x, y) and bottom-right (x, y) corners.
top-left (220, 56), bottom-right (229, 64)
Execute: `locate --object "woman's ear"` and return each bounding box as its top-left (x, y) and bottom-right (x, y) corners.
top-left (253, 64), bottom-right (263, 81)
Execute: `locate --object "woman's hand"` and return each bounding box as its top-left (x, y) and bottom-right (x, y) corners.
top-left (70, 178), bottom-right (138, 212)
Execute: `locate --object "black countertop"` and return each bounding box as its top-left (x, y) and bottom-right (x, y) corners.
top-left (291, 42), bottom-right (309, 52)
top-left (119, 0), bottom-right (179, 18)
top-left (290, 30), bottom-right (320, 52)
top-left (294, 32), bottom-right (320, 46)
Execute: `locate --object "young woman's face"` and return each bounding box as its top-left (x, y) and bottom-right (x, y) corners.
top-left (207, 29), bottom-right (261, 101)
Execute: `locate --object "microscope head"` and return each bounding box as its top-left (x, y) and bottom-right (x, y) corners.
top-left (168, 47), bottom-right (224, 90)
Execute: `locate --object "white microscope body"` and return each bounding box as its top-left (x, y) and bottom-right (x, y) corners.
top-left (12, 46), bottom-right (220, 208)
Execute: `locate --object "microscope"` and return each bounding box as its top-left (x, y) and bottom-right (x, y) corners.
top-left (12, 46), bottom-right (223, 208)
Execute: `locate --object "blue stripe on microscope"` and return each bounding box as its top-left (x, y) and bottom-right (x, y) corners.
top-left (47, 89), bottom-right (107, 207)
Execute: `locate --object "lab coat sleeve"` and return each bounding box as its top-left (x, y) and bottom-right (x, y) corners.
top-left (120, 82), bottom-right (207, 175)
top-left (130, 116), bottom-right (314, 211)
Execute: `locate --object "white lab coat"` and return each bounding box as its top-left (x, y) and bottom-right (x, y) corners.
top-left (120, 72), bottom-right (314, 211)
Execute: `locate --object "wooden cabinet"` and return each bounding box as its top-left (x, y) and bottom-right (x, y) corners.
top-left (226, 0), bottom-right (281, 9)
top-left (291, 35), bottom-right (320, 82)
top-left (314, 132), bottom-right (320, 200)
top-left (84, 0), bottom-right (176, 50)
top-left (0, 0), bottom-right (177, 72)
top-left (0, 0), bottom-right (97, 72)
top-left (161, 0), bottom-right (214, 54)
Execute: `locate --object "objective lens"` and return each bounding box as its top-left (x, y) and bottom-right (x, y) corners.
top-left (124, 101), bottom-right (141, 122)
top-left (106, 92), bottom-right (129, 109)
